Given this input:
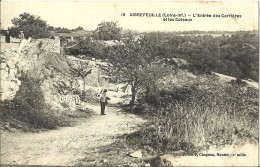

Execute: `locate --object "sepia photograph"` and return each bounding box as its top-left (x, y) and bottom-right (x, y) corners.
top-left (0, 1), bottom-right (259, 166)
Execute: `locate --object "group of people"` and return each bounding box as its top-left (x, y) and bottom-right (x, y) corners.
top-left (5, 30), bottom-right (24, 44)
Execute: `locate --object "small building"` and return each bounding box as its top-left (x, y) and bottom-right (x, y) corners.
top-left (50, 30), bottom-right (92, 43)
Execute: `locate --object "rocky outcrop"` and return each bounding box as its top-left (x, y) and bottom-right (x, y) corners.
top-left (1, 38), bottom-right (80, 111)
top-left (1, 49), bottom-right (30, 101)
top-left (67, 55), bottom-right (111, 88)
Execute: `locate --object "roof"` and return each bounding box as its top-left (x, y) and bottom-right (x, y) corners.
top-left (98, 40), bottom-right (124, 46)
top-left (50, 30), bottom-right (92, 37)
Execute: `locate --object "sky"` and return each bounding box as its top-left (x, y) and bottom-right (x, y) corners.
top-left (1, 1), bottom-right (258, 32)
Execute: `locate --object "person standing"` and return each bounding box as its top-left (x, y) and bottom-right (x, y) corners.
top-left (19, 31), bottom-right (25, 43)
top-left (5, 31), bottom-right (10, 43)
top-left (100, 89), bottom-right (107, 115)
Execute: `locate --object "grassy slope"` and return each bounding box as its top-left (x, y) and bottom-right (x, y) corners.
top-left (125, 70), bottom-right (258, 156)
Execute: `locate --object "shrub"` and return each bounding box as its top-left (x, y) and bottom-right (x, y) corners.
top-left (0, 74), bottom-right (60, 129)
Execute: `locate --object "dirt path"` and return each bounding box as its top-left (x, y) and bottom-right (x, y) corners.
top-left (212, 71), bottom-right (259, 89)
top-left (1, 103), bottom-right (147, 166)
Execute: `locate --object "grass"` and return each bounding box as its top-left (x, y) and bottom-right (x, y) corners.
top-left (0, 73), bottom-right (93, 131)
top-left (126, 71), bottom-right (259, 155)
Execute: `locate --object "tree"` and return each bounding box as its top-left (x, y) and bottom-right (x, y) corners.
top-left (93, 21), bottom-right (122, 40)
top-left (106, 36), bottom-right (173, 111)
top-left (138, 60), bottom-right (176, 101)
top-left (11, 12), bottom-right (50, 39)
top-left (9, 27), bottom-right (20, 38)
top-left (56, 27), bottom-right (71, 33)
top-left (69, 37), bottom-right (106, 59)
top-left (47, 26), bottom-right (55, 31)
top-left (71, 61), bottom-right (92, 93)
top-left (74, 26), bottom-right (84, 31)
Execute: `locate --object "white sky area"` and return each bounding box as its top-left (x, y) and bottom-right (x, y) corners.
top-left (1, 1), bottom-right (258, 32)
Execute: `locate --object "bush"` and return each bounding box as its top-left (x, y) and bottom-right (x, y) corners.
top-left (66, 38), bottom-right (106, 60)
top-left (143, 88), bottom-right (192, 111)
top-left (0, 74), bottom-right (60, 129)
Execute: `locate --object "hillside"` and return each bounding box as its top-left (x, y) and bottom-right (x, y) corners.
top-left (1, 35), bottom-right (258, 166)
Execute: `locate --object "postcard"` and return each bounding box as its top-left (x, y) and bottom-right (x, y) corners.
top-left (1, 1), bottom-right (259, 166)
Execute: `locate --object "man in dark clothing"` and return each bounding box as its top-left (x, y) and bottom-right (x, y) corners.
top-left (5, 31), bottom-right (10, 43)
top-left (100, 89), bottom-right (107, 115)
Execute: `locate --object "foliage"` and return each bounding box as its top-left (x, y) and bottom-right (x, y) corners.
top-left (11, 12), bottom-right (50, 39)
top-left (47, 26), bottom-right (55, 31)
top-left (150, 31), bottom-right (258, 81)
top-left (66, 37), bottom-right (107, 59)
top-left (222, 33), bottom-right (259, 81)
top-left (73, 26), bottom-right (84, 31)
top-left (70, 61), bottom-right (92, 78)
top-left (70, 61), bottom-right (92, 94)
top-left (93, 21), bottom-right (122, 40)
top-left (9, 27), bottom-right (22, 38)
top-left (106, 36), bottom-right (156, 109)
top-left (55, 27), bottom-right (71, 33)
top-left (137, 61), bottom-right (177, 104)
top-left (0, 74), bottom-right (60, 129)
top-left (128, 74), bottom-right (258, 154)
top-left (105, 35), bottom-right (178, 110)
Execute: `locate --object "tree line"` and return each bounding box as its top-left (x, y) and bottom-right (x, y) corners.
top-left (3, 13), bottom-right (85, 39)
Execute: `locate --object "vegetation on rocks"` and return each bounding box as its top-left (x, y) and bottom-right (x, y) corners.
top-left (0, 74), bottom-right (59, 129)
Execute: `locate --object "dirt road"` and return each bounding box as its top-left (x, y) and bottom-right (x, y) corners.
top-left (1, 103), bottom-right (147, 166)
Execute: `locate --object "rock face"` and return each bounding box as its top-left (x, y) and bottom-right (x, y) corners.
top-left (1, 49), bottom-right (30, 101)
top-left (1, 38), bottom-right (80, 111)
top-left (67, 55), bottom-right (111, 88)
top-left (1, 38), bottom-right (118, 111)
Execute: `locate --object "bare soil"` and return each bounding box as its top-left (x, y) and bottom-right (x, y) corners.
top-left (1, 103), bottom-right (147, 166)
